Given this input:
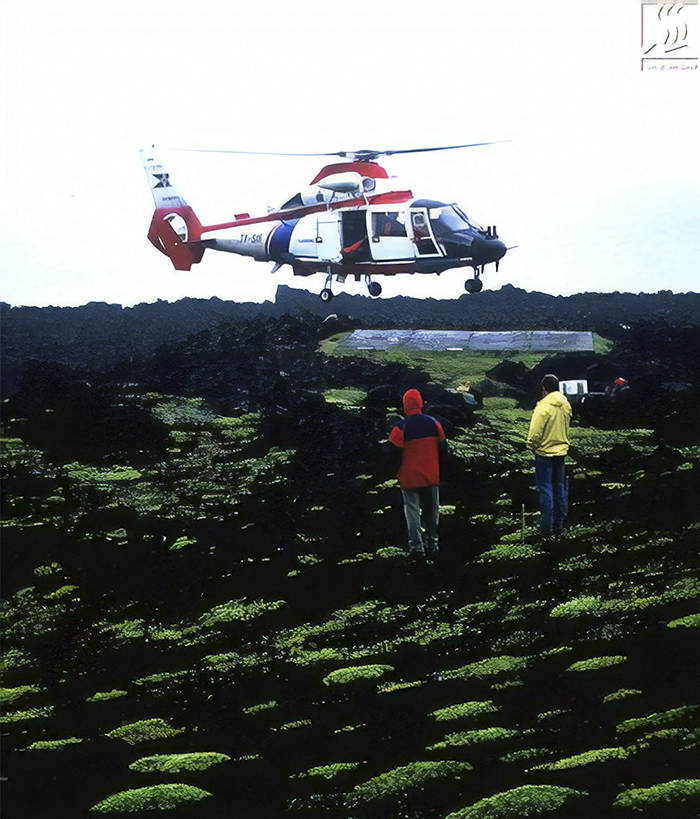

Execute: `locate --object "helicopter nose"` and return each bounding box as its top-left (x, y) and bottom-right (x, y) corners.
top-left (471, 236), bottom-right (507, 265)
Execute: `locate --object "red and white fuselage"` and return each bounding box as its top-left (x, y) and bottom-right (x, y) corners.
top-left (140, 148), bottom-right (507, 299)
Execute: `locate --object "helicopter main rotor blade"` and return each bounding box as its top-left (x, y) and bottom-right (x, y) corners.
top-left (379, 140), bottom-right (510, 157)
top-left (172, 141), bottom-right (510, 160)
top-left (172, 148), bottom-right (347, 157)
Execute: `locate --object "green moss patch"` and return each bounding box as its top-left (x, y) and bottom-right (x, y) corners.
top-left (668, 613), bottom-right (700, 629)
top-left (1, 705), bottom-right (54, 723)
top-left (105, 718), bottom-right (185, 744)
top-left (25, 737), bottom-right (83, 750)
top-left (478, 544), bottom-right (541, 563)
top-left (129, 752), bottom-right (230, 773)
top-left (90, 783), bottom-right (211, 813)
top-left (377, 680), bottom-right (424, 694)
top-left (198, 597), bottom-right (286, 627)
top-left (616, 705), bottom-right (699, 737)
top-left (445, 784), bottom-right (586, 818)
top-left (430, 701), bottom-right (500, 722)
top-left (532, 746), bottom-right (632, 771)
top-left (202, 650), bottom-right (264, 672)
top-left (293, 762), bottom-right (362, 780)
top-left (439, 655), bottom-right (530, 681)
top-left (0, 684), bottom-right (40, 705)
top-left (323, 664), bottom-right (394, 686)
top-left (603, 688), bottom-right (642, 704)
top-left (169, 535), bottom-right (197, 551)
top-left (86, 689), bottom-right (128, 703)
top-left (242, 700), bottom-right (277, 715)
top-left (613, 779), bottom-right (700, 811)
top-left (428, 727), bottom-right (518, 750)
top-left (346, 760), bottom-right (472, 806)
top-left (566, 655), bottom-right (626, 672)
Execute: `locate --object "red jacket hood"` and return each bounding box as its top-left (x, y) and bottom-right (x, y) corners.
top-left (403, 388), bottom-right (423, 415)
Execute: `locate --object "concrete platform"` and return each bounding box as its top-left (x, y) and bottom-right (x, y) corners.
top-left (337, 330), bottom-right (594, 352)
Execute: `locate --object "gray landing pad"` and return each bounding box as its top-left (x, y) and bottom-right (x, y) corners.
top-left (337, 330), bottom-right (594, 352)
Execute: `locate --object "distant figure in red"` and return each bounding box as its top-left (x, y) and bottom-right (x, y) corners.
top-left (389, 389), bottom-right (446, 561)
top-left (605, 377), bottom-right (629, 398)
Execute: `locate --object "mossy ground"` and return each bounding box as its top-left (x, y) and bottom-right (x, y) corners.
top-left (1, 341), bottom-right (698, 818)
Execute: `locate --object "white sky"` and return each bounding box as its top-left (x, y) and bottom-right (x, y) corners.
top-left (1, 0), bottom-right (698, 306)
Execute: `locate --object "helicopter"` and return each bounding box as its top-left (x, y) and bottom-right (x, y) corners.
top-left (139, 142), bottom-right (511, 302)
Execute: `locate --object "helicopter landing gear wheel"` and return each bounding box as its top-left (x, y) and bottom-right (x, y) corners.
top-left (465, 278), bottom-right (483, 294)
top-left (320, 287), bottom-right (334, 303)
top-left (365, 274), bottom-right (382, 297)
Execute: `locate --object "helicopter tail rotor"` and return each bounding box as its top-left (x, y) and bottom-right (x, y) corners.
top-left (140, 146), bottom-right (205, 271)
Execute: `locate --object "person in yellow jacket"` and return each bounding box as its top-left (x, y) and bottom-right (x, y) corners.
top-left (526, 374), bottom-right (572, 538)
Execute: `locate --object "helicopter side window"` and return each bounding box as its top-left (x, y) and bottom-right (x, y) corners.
top-left (372, 211), bottom-right (407, 240)
top-left (411, 211), bottom-right (438, 255)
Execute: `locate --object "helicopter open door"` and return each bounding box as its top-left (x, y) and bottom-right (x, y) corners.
top-left (368, 208), bottom-right (413, 261)
top-left (316, 215), bottom-right (342, 262)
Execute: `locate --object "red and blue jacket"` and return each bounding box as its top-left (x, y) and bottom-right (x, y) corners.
top-left (389, 389), bottom-right (446, 489)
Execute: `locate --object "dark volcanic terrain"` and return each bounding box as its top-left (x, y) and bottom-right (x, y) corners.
top-left (1, 290), bottom-right (699, 818)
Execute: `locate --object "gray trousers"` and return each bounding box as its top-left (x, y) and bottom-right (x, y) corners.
top-left (401, 486), bottom-right (440, 553)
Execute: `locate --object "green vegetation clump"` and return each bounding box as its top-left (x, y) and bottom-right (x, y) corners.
top-left (532, 746), bottom-right (632, 771)
top-left (86, 689), bottom-right (128, 703)
top-left (668, 613), bottom-right (700, 629)
top-left (323, 388), bottom-right (366, 406)
top-left (440, 655), bottom-right (530, 681)
top-left (500, 748), bottom-right (555, 765)
top-left (133, 670), bottom-right (190, 688)
top-left (375, 546), bottom-right (406, 559)
top-left (1, 705), bottom-right (54, 722)
top-left (98, 619), bottom-right (146, 643)
top-left (90, 784), bottom-right (211, 813)
top-left (276, 719), bottom-right (312, 731)
top-left (242, 700), bottom-right (277, 715)
top-left (428, 727), bottom-right (517, 750)
top-left (25, 737), bottom-right (83, 750)
top-left (454, 601), bottom-right (499, 620)
top-left (43, 585), bottom-right (79, 601)
top-left (33, 562), bottom-right (63, 577)
top-left (105, 718), bottom-right (185, 744)
top-left (550, 580), bottom-right (700, 622)
top-left (603, 688), bottom-right (642, 704)
top-left (566, 655), bottom-right (626, 672)
top-left (430, 701), bottom-right (500, 722)
top-left (478, 544), bottom-right (541, 563)
top-left (0, 648), bottom-right (33, 676)
top-left (199, 597), bottom-right (286, 627)
top-left (129, 752), bottom-right (230, 773)
top-left (293, 762), bottom-right (362, 780)
top-left (550, 596), bottom-right (601, 619)
top-left (445, 784), bottom-right (586, 818)
top-left (377, 680), bottom-right (424, 694)
top-left (616, 705), bottom-right (699, 736)
top-left (613, 779), bottom-right (700, 811)
top-left (0, 684), bottom-right (40, 704)
top-left (202, 650), bottom-right (263, 671)
top-left (169, 536), bottom-right (197, 551)
top-left (323, 664), bottom-right (394, 686)
top-left (347, 760), bottom-right (472, 806)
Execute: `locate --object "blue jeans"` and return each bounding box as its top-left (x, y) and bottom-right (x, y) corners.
top-left (534, 455), bottom-right (568, 534)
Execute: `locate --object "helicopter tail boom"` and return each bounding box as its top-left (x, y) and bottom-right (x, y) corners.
top-left (140, 147), bottom-right (204, 271)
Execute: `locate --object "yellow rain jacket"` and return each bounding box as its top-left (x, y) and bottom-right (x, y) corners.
top-left (526, 390), bottom-right (572, 456)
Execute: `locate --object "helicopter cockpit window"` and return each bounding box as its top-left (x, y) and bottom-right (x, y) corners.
top-left (372, 211), bottom-right (407, 238)
top-left (427, 205), bottom-right (472, 237)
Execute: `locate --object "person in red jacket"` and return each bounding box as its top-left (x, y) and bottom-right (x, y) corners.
top-left (389, 388), bottom-right (446, 560)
